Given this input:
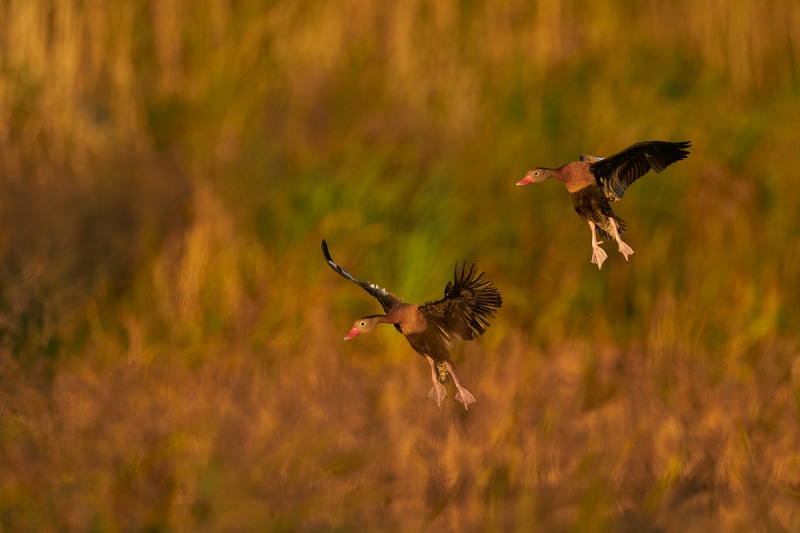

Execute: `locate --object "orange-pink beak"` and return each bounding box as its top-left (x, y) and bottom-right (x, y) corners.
top-left (344, 325), bottom-right (361, 340)
top-left (516, 173), bottom-right (534, 186)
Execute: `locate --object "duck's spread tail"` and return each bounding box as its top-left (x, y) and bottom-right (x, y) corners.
top-left (598, 216), bottom-right (626, 241)
top-left (435, 360), bottom-right (450, 384)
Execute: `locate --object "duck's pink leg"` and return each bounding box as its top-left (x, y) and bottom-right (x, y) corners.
top-left (609, 218), bottom-right (635, 262)
top-left (589, 221), bottom-right (608, 270)
top-left (443, 361), bottom-right (476, 410)
top-left (425, 356), bottom-right (447, 409)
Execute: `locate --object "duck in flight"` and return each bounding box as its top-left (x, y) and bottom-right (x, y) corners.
top-left (322, 240), bottom-right (502, 410)
top-left (517, 141), bottom-right (691, 270)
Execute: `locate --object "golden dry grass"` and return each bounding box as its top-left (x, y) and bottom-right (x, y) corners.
top-left (1, 0), bottom-right (800, 531)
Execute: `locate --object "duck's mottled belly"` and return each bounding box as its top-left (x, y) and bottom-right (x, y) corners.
top-left (570, 184), bottom-right (616, 234)
top-left (405, 330), bottom-right (449, 362)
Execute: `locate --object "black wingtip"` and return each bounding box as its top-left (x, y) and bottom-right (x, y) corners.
top-left (673, 140), bottom-right (692, 153)
top-left (675, 141), bottom-right (692, 160)
top-left (321, 239), bottom-right (332, 262)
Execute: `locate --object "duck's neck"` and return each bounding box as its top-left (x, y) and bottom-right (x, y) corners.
top-left (550, 164), bottom-right (570, 183)
top-left (382, 307), bottom-right (404, 325)
top-left (364, 314), bottom-right (394, 325)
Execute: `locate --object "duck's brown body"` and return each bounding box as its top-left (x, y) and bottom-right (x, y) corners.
top-left (322, 240), bottom-right (502, 410)
top-left (549, 161), bottom-right (595, 193)
top-left (518, 141), bottom-right (691, 269)
top-left (370, 303), bottom-right (452, 364)
top-left (569, 181), bottom-right (626, 240)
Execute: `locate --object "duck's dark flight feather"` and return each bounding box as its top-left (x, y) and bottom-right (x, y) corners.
top-left (419, 262), bottom-right (503, 343)
top-left (321, 239), bottom-right (401, 313)
top-left (589, 141), bottom-right (691, 201)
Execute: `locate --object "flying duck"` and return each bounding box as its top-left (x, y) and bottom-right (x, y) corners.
top-left (322, 240), bottom-right (502, 410)
top-left (517, 140), bottom-right (691, 269)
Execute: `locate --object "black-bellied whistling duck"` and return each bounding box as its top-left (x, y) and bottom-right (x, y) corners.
top-left (517, 141), bottom-right (691, 270)
top-left (322, 240), bottom-right (502, 410)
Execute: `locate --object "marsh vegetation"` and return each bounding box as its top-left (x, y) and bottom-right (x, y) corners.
top-left (1, 1), bottom-right (799, 530)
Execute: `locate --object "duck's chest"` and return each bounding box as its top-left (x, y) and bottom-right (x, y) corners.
top-left (386, 304), bottom-right (426, 335)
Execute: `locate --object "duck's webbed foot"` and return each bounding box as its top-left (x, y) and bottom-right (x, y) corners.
top-left (454, 388), bottom-right (477, 410)
top-left (427, 382), bottom-right (448, 409)
top-left (591, 244), bottom-right (608, 270)
top-left (617, 240), bottom-right (635, 262)
top-left (608, 218), bottom-right (635, 263)
top-left (444, 361), bottom-right (477, 411)
top-left (588, 221), bottom-right (608, 270)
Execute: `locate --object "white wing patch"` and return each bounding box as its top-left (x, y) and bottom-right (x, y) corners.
top-left (369, 283), bottom-right (388, 295)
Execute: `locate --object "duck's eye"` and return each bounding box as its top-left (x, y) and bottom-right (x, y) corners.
top-left (534, 171), bottom-right (539, 176)
top-left (360, 321), bottom-right (365, 327)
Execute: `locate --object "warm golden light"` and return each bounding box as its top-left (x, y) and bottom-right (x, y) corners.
top-left (0, 0), bottom-right (798, 530)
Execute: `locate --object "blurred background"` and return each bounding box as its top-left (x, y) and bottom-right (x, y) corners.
top-left (1, 0), bottom-right (799, 530)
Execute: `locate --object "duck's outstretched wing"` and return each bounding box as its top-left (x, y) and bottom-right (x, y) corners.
top-left (321, 240), bottom-right (402, 313)
top-left (589, 140), bottom-right (691, 202)
top-left (418, 262), bottom-right (502, 344)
